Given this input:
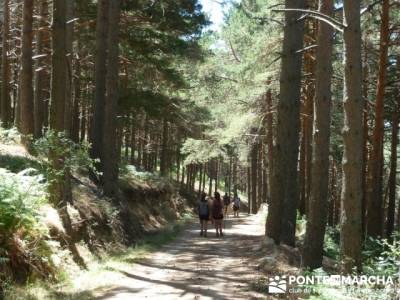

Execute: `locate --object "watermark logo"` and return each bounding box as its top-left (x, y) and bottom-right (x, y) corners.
top-left (266, 274), bottom-right (397, 294)
top-left (268, 275), bottom-right (287, 293)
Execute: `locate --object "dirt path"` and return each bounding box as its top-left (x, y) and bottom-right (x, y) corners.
top-left (95, 213), bottom-right (267, 300)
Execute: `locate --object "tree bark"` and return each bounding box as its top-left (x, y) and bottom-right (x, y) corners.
top-left (361, 49), bottom-right (370, 236)
top-left (33, 0), bottom-right (49, 138)
top-left (247, 164), bottom-right (251, 214)
top-left (1, 0), bottom-right (11, 128)
top-left (233, 156), bottom-right (238, 195)
top-left (386, 95), bottom-right (399, 239)
top-left (266, 89), bottom-right (273, 202)
top-left (90, 0), bottom-right (109, 169)
top-left (19, 0), bottom-right (35, 146)
top-left (50, 0), bottom-right (66, 132)
top-left (71, 37), bottom-right (81, 143)
top-left (251, 141), bottom-right (258, 214)
top-left (160, 118), bottom-right (168, 176)
top-left (266, 0), bottom-right (305, 246)
top-left (302, 0), bottom-right (334, 269)
top-left (102, 0), bottom-right (121, 197)
top-left (340, 0), bottom-right (363, 273)
top-left (366, 0), bottom-right (390, 238)
top-left (257, 144), bottom-right (263, 207)
top-left (63, 0), bottom-right (74, 136)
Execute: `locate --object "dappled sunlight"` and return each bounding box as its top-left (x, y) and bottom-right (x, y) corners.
top-left (65, 214), bottom-right (267, 300)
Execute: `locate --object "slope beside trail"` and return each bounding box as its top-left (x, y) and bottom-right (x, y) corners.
top-left (94, 213), bottom-right (267, 300)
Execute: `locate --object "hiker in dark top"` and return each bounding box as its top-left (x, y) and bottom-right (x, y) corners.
top-left (198, 192), bottom-right (210, 237)
top-left (233, 193), bottom-right (241, 218)
top-left (223, 192), bottom-right (231, 216)
top-left (212, 191), bottom-right (224, 237)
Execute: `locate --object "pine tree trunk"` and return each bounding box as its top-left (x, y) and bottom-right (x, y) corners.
top-left (257, 144), bottom-right (263, 208)
top-left (266, 89), bottom-right (273, 202)
top-left (366, 0), bottom-right (390, 238)
top-left (386, 95), bottom-right (399, 239)
top-left (247, 164), bottom-right (251, 214)
top-left (299, 124), bottom-right (306, 215)
top-left (208, 163), bottom-right (212, 196)
top-left (266, 0), bottom-right (305, 246)
top-left (340, 0), bottom-right (363, 273)
top-left (19, 0), bottom-right (35, 146)
top-left (130, 116), bottom-right (136, 165)
top-left (228, 157), bottom-right (232, 195)
top-left (250, 141), bottom-right (258, 213)
top-left (80, 93), bottom-right (87, 142)
top-left (361, 57), bottom-right (369, 236)
top-left (304, 58), bottom-right (315, 216)
top-left (102, 0), bottom-right (121, 197)
top-left (327, 161), bottom-right (335, 226)
top-left (302, 0), bottom-right (334, 269)
top-left (63, 0), bottom-right (74, 136)
top-left (202, 163), bottom-right (206, 192)
top-left (90, 0), bottom-right (109, 169)
top-left (233, 156), bottom-right (238, 195)
top-left (13, 6), bottom-right (23, 130)
top-left (160, 118), bottom-right (168, 176)
top-left (1, 0), bottom-right (11, 128)
top-left (71, 44), bottom-right (81, 142)
top-left (33, 0), bottom-right (49, 138)
top-left (50, 0), bottom-right (66, 132)
top-left (49, 0), bottom-right (85, 269)
top-left (214, 160), bottom-right (219, 193)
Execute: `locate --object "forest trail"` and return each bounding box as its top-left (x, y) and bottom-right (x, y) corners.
top-left (94, 214), bottom-right (267, 300)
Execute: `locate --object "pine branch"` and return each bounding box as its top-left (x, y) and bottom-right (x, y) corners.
top-left (272, 8), bottom-right (346, 33)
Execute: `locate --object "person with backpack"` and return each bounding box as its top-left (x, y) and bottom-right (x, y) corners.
top-left (223, 192), bottom-right (231, 216)
top-left (212, 191), bottom-right (224, 237)
top-left (198, 192), bottom-right (210, 237)
top-left (233, 193), bottom-right (241, 218)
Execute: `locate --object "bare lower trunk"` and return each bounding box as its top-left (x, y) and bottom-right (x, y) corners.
top-left (386, 94), bottom-right (399, 239)
top-left (302, 0), bottom-right (333, 269)
top-left (102, 0), bottom-right (121, 197)
top-left (90, 0), bottom-right (109, 169)
top-left (340, 0), bottom-right (363, 273)
top-left (33, 0), bottom-right (49, 138)
top-left (266, 0), bottom-right (305, 246)
top-left (19, 0), bottom-right (35, 146)
top-left (366, 0), bottom-right (390, 238)
top-left (1, 0), bottom-right (11, 128)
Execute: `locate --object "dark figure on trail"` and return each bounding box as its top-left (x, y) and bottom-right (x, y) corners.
top-left (233, 193), bottom-right (240, 218)
top-left (212, 191), bottom-right (224, 237)
top-left (198, 192), bottom-right (210, 237)
top-left (223, 192), bottom-right (231, 216)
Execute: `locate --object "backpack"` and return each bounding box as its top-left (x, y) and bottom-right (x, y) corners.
top-left (223, 195), bottom-right (230, 205)
top-left (199, 201), bottom-right (209, 216)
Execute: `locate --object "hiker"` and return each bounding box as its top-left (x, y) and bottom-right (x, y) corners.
top-left (223, 192), bottom-right (231, 216)
top-left (212, 191), bottom-right (224, 237)
top-left (233, 193), bottom-right (240, 217)
top-left (198, 192), bottom-right (210, 237)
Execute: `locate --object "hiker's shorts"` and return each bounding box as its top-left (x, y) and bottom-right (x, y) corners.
top-left (199, 214), bottom-right (209, 221)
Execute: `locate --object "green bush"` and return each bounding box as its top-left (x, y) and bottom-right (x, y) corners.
top-left (362, 233), bottom-right (400, 277)
top-left (0, 168), bottom-right (53, 288)
top-left (323, 226), bottom-right (340, 260)
top-left (34, 130), bottom-right (96, 181)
